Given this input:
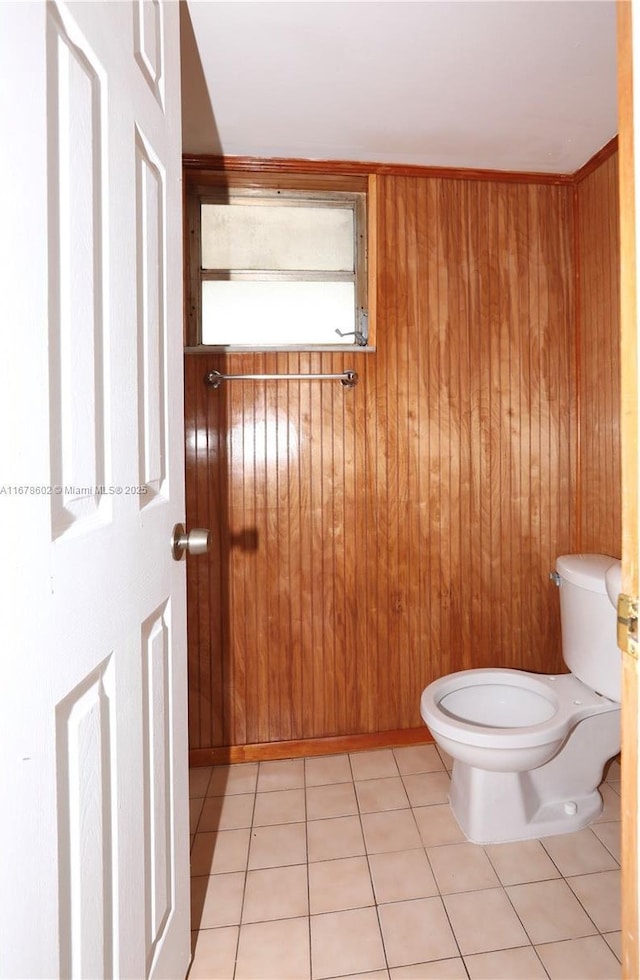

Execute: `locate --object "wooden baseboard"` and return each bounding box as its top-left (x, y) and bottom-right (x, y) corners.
top-left (189, 727), bottom-right (434, 767)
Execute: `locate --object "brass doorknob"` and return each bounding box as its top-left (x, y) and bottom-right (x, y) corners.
top-left (171, 523), bottom-right (211, 561)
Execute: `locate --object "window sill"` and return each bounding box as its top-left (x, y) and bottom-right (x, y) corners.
top-left (184, 344), bottom-right (377, 354)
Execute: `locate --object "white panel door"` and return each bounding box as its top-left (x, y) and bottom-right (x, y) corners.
top-left (0, 2), bottom-right (190, 978)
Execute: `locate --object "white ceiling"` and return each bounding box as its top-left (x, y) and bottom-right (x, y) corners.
top-left (182, 0), bottom-right (618, 175)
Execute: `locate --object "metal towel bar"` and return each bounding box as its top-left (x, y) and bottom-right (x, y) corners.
top-left (204, 369), bottom-right (359, 389)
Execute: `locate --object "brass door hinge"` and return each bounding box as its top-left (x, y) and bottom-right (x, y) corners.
top-left (617, 593), bottom-right (639, 658)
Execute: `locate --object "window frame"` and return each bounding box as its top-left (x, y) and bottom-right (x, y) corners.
top-left (184, 168), bottom-right (376, 352)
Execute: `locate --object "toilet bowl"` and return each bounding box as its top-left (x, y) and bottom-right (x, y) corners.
top-left (420, 554), bottom-right (622, 844)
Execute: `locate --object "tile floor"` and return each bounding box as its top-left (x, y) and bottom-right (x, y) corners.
top-left (188, 746), bottom-right (622, 980)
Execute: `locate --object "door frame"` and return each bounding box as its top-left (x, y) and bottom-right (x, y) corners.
top-left (618, 2), bottom-right (639, 976)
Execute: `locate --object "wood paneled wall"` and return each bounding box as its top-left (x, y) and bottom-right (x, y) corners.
top-left (185, 172), bottom-right (582, 756)
top-left (576, 153), bottom-right (621, 557)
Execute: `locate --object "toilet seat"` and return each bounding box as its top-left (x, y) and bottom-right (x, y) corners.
top-left (420, 668), bottom-right (617, 772)
top-left (419, 555), bottom-right (622, 842)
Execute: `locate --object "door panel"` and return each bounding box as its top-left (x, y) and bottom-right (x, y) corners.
top-left (48, 1), bottom-right (109, 537)
top-left (0, 2), bottom-right (189, 978)
top-left (56, 658), bottom-right (117, 979)
top-left (136, 128), bottom-right (168, 499)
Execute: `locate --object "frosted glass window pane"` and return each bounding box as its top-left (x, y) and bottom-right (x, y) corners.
top-left (201, 204), bottom-right (354, 271)
top-left (202, 280), bottom-right (355, 346)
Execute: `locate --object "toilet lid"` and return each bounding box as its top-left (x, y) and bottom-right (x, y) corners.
top-left (556, 554), bottom-right (616, 594)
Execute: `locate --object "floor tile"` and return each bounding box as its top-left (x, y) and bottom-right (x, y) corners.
top-left (187, 926), bottom-right (238, 980)
top-left (566, 869), bottom-right (621, 933)
top-left (436, 747), bottom-right (454, 769)
top-left (198, 793), bottom-right (255, 833)
top-left (305, 753), bottom-right (353, 786)
top-left (235, 916), bottom-right (310, 980)
top-left (392, 744), bottom-right (445, 774)
top-left (390, 959), bottom-right (467, 979)
top-left (308, 815), bottom-right (366, 862)
top-left (350, 749), bottom-right (399, 781)
top-left (413, 803), bottom-right (466, 847)
top-left (188, 754), bottom-right (624, 980)
top-left (541, 828), bottom-right (620, 876)
top-left (247, 821), bottom-right (307, 870)
top-left (603, 931), bottom-right (622, 961)
top-left (402, 771), bottom-right (450, 807)
top-left (427, 842), bottom-right (500, 894)
top-left (257, 758), bottom-right (305, 792)
top-left (306, 781), bottom-right (358, 820)
top-left (485, 838), bottom-right (561, 886)
top-left (378, 896), bottom-right (458, 967)
top-left (355, 776), bottom-right (410, 813)
top-left (252, 787), bottom-right (306, 826)
top-left (506, 878), bottom-right (598, 944)
top-left (189, 767), bottom-right (212, 799)
top-left (368, 847), bottom-right (438, 904)
top-left (592, 821), bottom-right (622, 863)
top-left (443, 887), bottom-right (530, 955)
top-left (308, 855), bottom-right (375, 914)
top-left (208, 763), bottom-right (259, 797)
top-left (464, 945), bottom-right (548, 979)
top-left (191, 871), bottom-right (245, 929)
top-left (242, 863), bottom-right (308, 922)
top-left (361, 809), bottom-right (423, 853)
top-left (191, 828), bottom-right (251, 876)
top-left (311, 907), bottom-right (386, 979)
top-left (535, 934), bottom-right (622, 979)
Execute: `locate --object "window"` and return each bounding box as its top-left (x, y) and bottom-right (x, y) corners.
top-left (184, 171), bottom-right (375, 350)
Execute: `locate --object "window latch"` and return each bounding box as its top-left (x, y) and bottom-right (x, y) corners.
top-left (335, 310), bottom-right (369, 346)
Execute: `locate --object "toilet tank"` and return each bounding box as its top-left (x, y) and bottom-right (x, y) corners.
top-left (555, 554), bottom-right (622, 702)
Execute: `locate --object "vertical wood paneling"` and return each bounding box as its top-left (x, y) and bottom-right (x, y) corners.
top-left (576, 154), bottom-right (621, 558)
top-left (185, 171), bottom-right (584, 751)
top-left (184, 353), bottom-right (225, 749)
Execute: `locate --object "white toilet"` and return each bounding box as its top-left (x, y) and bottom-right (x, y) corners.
top-left (420, 553), bottom-right (622, 844)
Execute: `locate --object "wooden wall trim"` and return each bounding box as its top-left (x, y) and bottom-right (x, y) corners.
top-left (184, 168), bottom-right (368, 193)
top-left (183, 153), bottom-right (574, 186)
top-left (189, 727), bottom-right (435, 766)
top-left (183, 143), bottom-right (619, 189)
top-left (573, 136), bottom-right (619, 184)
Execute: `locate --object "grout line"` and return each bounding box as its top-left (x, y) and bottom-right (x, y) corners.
top-left (230, 760), bottom-right (258, 980)
top-left (303, 759), bottom-right (313, 980)
top-left (349, 752), bottom-right (392, 978)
